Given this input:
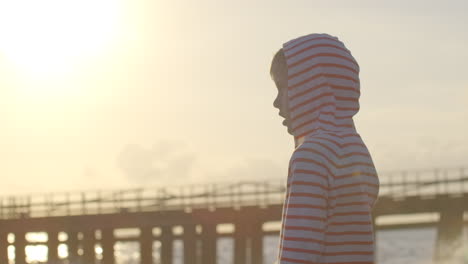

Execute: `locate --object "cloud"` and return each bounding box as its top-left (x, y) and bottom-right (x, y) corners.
top-left (207, 158), bottom-right (287, 183)
top-left (116, 140), bottom-right (196, 186)
top-left (371, 135), bottom-right (468, 174)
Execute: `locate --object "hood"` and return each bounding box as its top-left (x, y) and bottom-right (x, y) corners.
top-left (283, 33), bottom-right (361, 146)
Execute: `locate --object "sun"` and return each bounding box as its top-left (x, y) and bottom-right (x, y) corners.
top-left (0, 0), bottom-right (122, 78)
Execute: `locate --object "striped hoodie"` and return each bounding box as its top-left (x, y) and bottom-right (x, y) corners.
top-left (276, 33), bottom-right (380, 264)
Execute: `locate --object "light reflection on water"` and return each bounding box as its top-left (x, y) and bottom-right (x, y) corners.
top-left (112, 228), bottom-right (468, 264)
top-left (107, 229), bottom-right (468, 264)
top-left (9, 227), bottom-right (468, 264)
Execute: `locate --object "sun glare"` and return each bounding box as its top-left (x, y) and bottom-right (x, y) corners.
top-left (0, 0), bottom-right (121, 78)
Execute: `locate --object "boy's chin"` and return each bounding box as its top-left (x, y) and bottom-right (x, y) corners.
top-left (282, 120), bottom-right (293, 135)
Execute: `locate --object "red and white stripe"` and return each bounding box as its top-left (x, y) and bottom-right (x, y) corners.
top-left (276, 33), bottom-right (380, 264)
top-left (282, 33), bottom-right (360, 143)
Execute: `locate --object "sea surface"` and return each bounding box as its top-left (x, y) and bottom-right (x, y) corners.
top-left (15, 226), bottom-right (468, 264)
top-left (110, 227), bottom-right (468, 264)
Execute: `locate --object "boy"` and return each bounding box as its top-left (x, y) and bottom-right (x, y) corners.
top-left (270, 33), bottom-right (380, 264)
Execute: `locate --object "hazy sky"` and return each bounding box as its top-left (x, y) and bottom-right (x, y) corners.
top-left (0, 0), bottom-right (467, 195)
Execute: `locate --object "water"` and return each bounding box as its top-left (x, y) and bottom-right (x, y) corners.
top-left (14, 227), bottom-right (468, 263)
top-left (376, 227), bottom-right (466, 264)
top-left (109, 227), bottom-right (468, 264)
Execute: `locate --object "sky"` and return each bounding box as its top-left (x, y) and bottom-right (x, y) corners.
top-left (0, 0), bottom-right (467, 195)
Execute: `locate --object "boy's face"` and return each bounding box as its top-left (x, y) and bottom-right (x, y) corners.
top-left (273, 78), bottom-right (291, 134)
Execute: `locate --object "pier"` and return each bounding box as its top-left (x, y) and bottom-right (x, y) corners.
top-left (1, 167), bottom-right (467, 263)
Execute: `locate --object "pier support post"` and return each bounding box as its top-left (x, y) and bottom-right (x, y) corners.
top-left (249, 221), bottom-right (263, 264)
top-left (160, 226), bottom-right (173, 264)
top-left (433, 202), bottom-right (464, 263)
top-left (47, 230), bottom-right (59, 264)
top-left (101, 228), bottom-right (115, 264)
top-left (201, 224), bottom-right (217, 264)
top-left (183, 224), bottom-right (197, 264)
top-left (67, 230), bottom-right (79, 263)
top-left (0, 231), bottom-right (9, 264)
top-left (140, 226), bottom-right (153, 264)
top-left (14, 231), bottom-right (26, 264)
top-left (82, 229), bottom-right (96, 264)
top-left (234, 222), bottom-right (247, 264)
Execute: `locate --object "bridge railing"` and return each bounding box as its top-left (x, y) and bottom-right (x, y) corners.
top-left (0, 180), bottom-right (287, 219)
top-left (378, 167), bottom-right (468, 199)
top-left (1, 167), bottom-right (467, 220)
